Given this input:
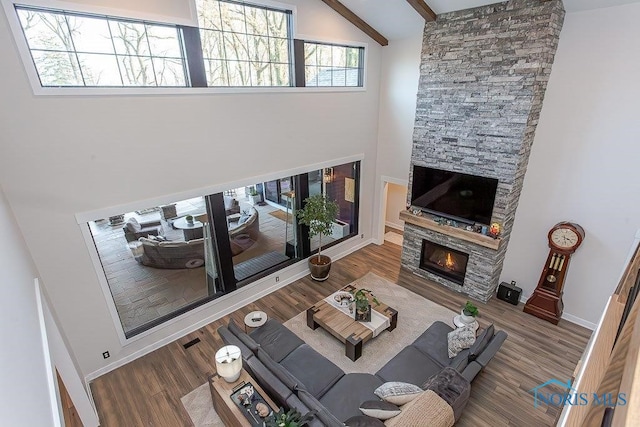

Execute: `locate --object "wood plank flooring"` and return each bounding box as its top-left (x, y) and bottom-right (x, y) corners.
top-left (90, 241), bottom-right (592, 426)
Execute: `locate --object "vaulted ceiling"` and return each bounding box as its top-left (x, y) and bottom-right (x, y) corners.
top-left (337, 0), bottom-right (640, 41)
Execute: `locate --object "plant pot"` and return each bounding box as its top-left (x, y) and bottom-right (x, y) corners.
top-left (459, 310), bottom-right (476, 324)
top-left (355, 304), bottom-right (371, 322)
top-left (308, 255), bottom-right (331, 281)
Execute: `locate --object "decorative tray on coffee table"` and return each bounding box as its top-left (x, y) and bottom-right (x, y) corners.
top-left (230, 381), bottom-right (273, 426)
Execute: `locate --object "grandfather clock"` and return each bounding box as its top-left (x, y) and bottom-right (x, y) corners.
top-left (524, 222), bottom-right (585, 324)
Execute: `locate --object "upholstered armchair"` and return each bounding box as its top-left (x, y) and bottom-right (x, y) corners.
top-left (122, 218), bottom-right (162, 242)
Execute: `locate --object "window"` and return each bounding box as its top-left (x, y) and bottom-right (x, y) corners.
top-left (195, 0), bottom-right (293, 86)
top-left (303, 42), bottom-right (363, 87)
top-left (11, 3), bottom-right (365, 91)
top-left (86, 160), bottom-right (360, 338)
top-left (16, 6), bottom-right (187, 87)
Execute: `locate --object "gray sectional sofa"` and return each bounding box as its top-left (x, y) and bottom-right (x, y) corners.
top-left (218, 317), bottom-right (507, 426)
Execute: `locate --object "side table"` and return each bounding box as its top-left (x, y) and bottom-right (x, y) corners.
top-left (244, 311), bottom-right (267, 332)
top-left (452, 315), bottom-right (479, 332)
top-left (209, 368), bottom-right (278, 427)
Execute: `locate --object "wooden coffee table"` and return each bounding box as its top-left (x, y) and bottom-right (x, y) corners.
top-left (306, 284), bottom-right (398, 361)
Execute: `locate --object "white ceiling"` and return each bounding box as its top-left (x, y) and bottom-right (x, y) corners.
top-left (339, 0), bottom-right (640, 41)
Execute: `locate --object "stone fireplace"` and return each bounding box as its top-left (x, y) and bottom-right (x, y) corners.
top-left (401, 0), bottom-right (565, 302)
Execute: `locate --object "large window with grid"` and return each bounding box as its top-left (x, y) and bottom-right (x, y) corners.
top-left (303, 41), bottom-right (364, 87)
top-left (195, 0), bottom-right (293, 87)
top-left (16, 6), bottom-right (187, 87)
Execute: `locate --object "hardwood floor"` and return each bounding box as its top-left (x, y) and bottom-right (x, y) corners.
top-left (90, 242), bottom-right (592, 426)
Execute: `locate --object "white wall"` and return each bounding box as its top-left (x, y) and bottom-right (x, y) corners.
top-left (374, 33), bottom-right (423, 239)
top-left (0, 186), bottom-right (58, 426)
top-left (0, 0), bottom-right (382, 377)
top-left (385, 182), bottom-right (407, 230)
top-left (500, 3), bottom-right (640, 327)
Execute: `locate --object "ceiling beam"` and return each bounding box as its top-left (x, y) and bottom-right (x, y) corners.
top-left (406, 0), bottom-right (437, 22)
top-left (320, 0), bottom-right (388, 46)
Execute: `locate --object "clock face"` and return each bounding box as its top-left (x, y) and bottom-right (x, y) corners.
top-left (550, 228), bottom-right (580, 249)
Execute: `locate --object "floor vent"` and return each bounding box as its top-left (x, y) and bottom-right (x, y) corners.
top-left (183, 337), bottom-right (201, 349)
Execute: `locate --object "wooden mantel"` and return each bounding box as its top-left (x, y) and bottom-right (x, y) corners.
top-left (400, 210), bottom-right (501, 250)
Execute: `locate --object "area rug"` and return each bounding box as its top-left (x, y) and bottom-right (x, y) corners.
top-left (284, 272), bottom-right (455, 374)
top-left (384, 231), bottom-right (404, 246)
top-left (181, 383), bottom-right (224, 427)
top-left (268, 209), bottom-right (289, 222)
top-left (181, 272), bottom-right (455, 425)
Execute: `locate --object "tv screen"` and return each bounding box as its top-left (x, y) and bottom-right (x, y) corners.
top-left (410, 165), bottom-right (498, 225)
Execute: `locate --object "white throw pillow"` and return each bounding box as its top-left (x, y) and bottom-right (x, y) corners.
top-left (374, 382), bottom-right (423, 405)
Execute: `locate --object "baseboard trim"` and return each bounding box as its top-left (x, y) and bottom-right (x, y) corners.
top-left (517, 293), bottom-right (596, 330)
top-left (561, 312), bottom-right (597, 330)
top-left (385, 221), bottom-right (404, 231)
top-left (85, 237), bottom-right (374, 383)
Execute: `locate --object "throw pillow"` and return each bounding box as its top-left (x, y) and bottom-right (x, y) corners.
top-left (447, 327), bottom-right (476, 358)
top-left (374, 382), bottom-right (423, 405)
top-left (344, 415), bottom-right (386, 427)
top-left (238, 214), bottom-right (250, 225)
top-left (126, 217), bottom-right (141, 232)
top-left (384, 390), bottom-right (454, 427)
top-left (358, 400), bottom-right (401, 420)
top-left (223, 195), bottom-right (234, 210)
top-left (468, 324), bottom-right (494, 362)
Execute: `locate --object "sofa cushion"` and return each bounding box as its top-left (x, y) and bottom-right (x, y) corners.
top-left (223, 195), bottom-right (235, 210)
top-left (447, 327), bottom-right (476, 358)
top-left (421, 367), bottom-right (470, 421)
top-left (383, 390), bottom-right (454, 427)
top-left (125, 217), bottom-right (141, 232)
top-left (227, 319), bottom-right (260, 353)
top-left (345, 415), bottom-right (385, 427)
top-left (375, 346), bottom-right (443, 386)
top-left (374, 382), bottom-right (423, 405)
top-left (411, 321), bottom-right (469, 370)
top-left (297, 388), bottom-right (345, 427)
top-left (359, 401), bottom-right (400, 420)
top-left (468, 324), bottom-right (494, 362)
top-left (319, 373), bottom-right (384, 422)
top-left (280, 344), bottom-right (344, 398)
top-left (249, 319), bottom-right (304, 362)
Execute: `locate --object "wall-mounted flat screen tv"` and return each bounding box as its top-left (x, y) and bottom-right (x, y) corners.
top-left (410, 165), bottom-right (498, 226)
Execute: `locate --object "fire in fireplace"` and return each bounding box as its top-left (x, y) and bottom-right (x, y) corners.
top-left (419, 240), bottom-right (469, 285)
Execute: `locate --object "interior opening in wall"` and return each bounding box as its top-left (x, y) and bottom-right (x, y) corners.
top-left (419, 240), bottom-right (469, 285)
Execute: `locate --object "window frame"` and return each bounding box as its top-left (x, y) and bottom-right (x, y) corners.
top-left (3, 0), bottom-right (367, 95)
top-left (14, 5), bottom-right (191, 88)
top-left (76, 155), bottom-right (363, 345)
top-left (297, 40), bottom-right (365, 88)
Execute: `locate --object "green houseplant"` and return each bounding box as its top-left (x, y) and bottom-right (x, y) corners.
top-left (460, 301), bottom-right (478, 324)
top-left (351, 288), bottom-right (380, 321)
top-left (265, 407), bottom-right (315, 427)
top-left (296, 193), bottom-right (339, 281)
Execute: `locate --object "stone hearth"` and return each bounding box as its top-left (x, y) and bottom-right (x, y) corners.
top-left (401, 0), bottom-right (565, 302)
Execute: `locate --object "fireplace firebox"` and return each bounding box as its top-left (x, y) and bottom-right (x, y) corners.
top-left (419, 240), bottom-right (469, 286)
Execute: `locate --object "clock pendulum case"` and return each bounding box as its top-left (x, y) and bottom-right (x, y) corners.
top-left (523, 222), bottom-right (585, 324)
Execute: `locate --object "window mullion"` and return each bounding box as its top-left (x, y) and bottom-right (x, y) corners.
top-left (293, 39), bottom-right (304, 87)
top-left (181, 26), bottom-right (207, 87)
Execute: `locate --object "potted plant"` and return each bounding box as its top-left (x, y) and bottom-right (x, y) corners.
top-left (185, 214), bottom-right (194, 224)
top-left (248, 187), bottom-right (261, 205)
top-left (296, 194), bottom-right (339, 281)
top-left (351, 288), bottom-right (380, 322)
top-left (460, 300), bottom-right (478, 324)
top-left (265, 407), bottom-right (315, 427)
